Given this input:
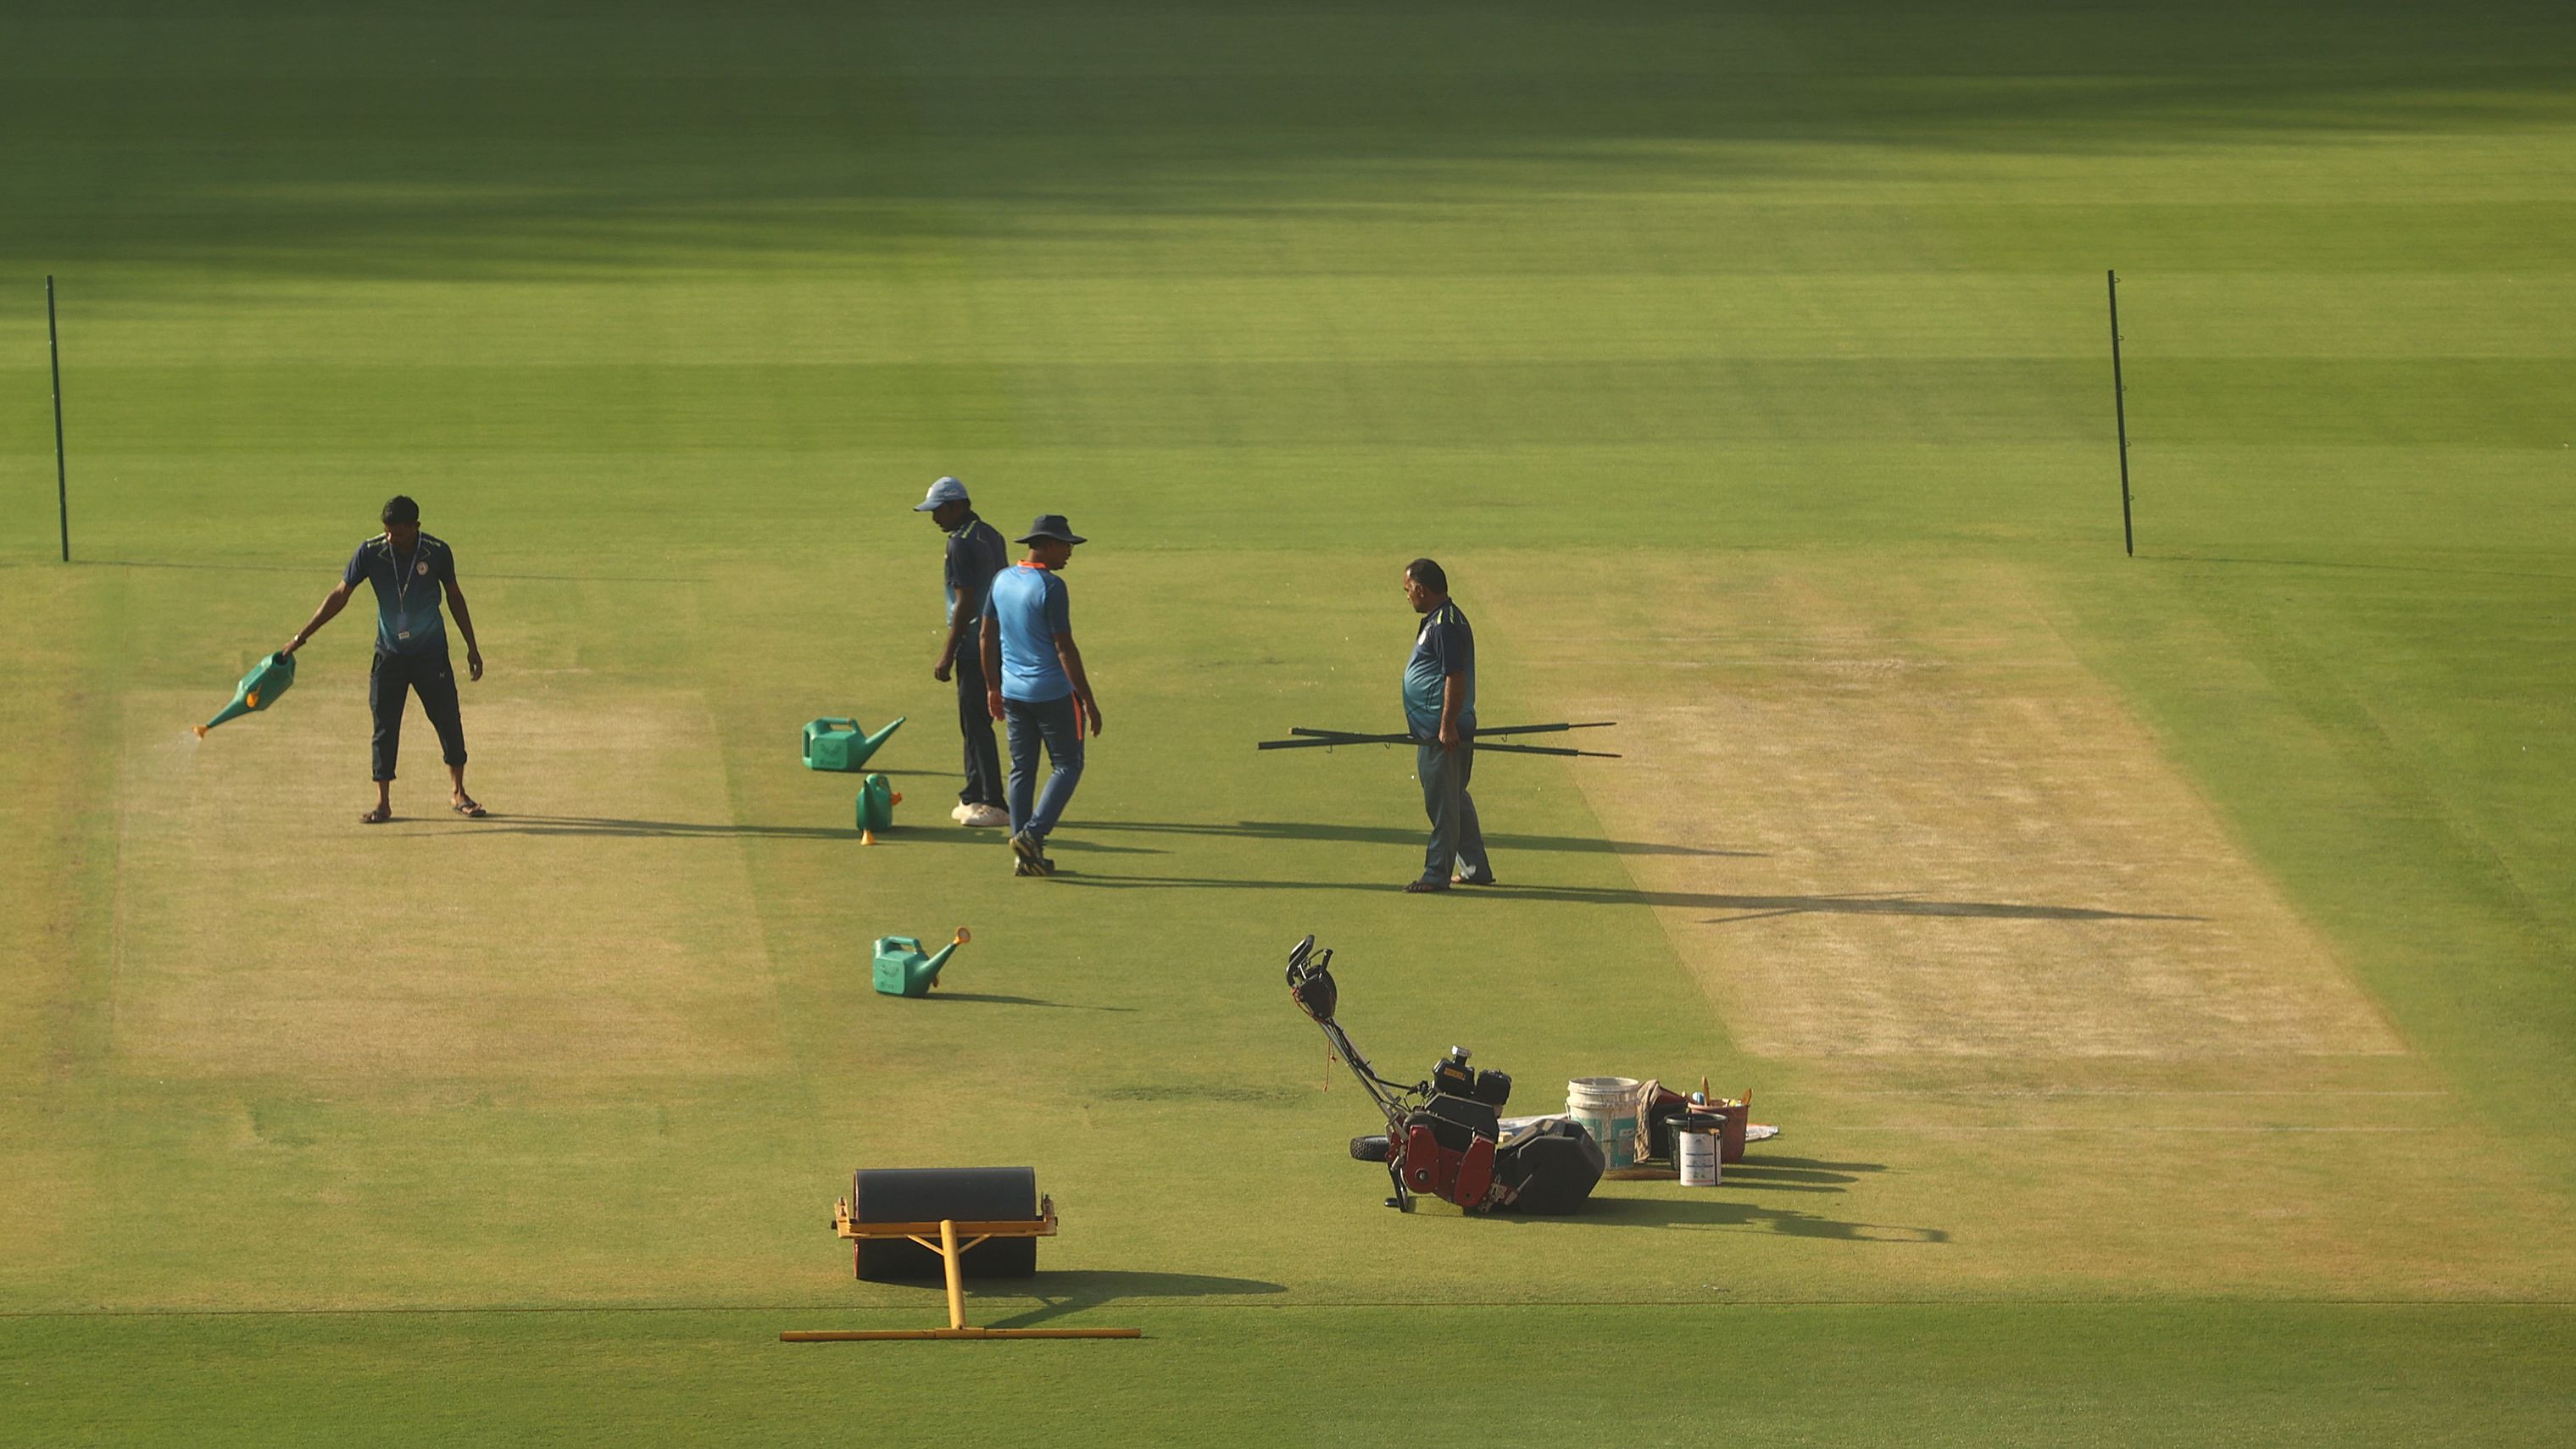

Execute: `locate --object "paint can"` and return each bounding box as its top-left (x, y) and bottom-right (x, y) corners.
top-left (1669, 1113), bottom-right (1722, 1186)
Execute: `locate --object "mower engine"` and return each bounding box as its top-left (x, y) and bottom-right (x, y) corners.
top-left (1287, 935), bottom-right (1602, 1213)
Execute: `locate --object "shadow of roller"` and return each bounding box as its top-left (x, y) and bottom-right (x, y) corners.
top-left (782, 1168), bottom-right (1142, 1342)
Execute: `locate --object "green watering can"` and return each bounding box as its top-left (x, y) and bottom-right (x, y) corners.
top-left (194, 652), bottom-right (298, 737)
top-left (854, 772), bottom-right (901, 844)
top-left (804, 716), bottom-right (904, 773)
top-left (873, 927), bottom-right (970, 997)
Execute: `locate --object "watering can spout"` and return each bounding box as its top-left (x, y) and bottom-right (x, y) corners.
top-left (921, 927), bottom-right (971, 985)
top-left (862, 716), bottom-right (906, 752)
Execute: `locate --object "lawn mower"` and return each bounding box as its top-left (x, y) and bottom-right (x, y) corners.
top-left (1285, 934), bottom-right (1602, 1213)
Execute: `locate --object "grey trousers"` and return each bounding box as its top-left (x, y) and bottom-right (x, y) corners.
top-left (1417, 741), bottom-right (1490, 883)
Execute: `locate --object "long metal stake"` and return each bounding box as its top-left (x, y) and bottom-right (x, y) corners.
top-left (47, 275), bottom-right (70, 562)
top-left (2107, 269), bottom-right (2134, 557)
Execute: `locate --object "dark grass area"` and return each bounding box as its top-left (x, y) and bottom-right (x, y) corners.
top-left (8, 1303), bottom-right (2573, 1447)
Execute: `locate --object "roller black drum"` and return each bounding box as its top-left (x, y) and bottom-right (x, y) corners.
top-left (852, 1167), bottom-right (1041, 1282)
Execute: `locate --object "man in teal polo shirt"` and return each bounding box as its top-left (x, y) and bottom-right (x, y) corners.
top-left (1401, 557), bottom-right (1492, 892)
top-left (283, 495), bottom-right (487, 824)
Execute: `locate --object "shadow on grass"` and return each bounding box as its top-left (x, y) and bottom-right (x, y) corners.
top-left (1575, 1194), bottom-right (1946, 1244)
top-left (1715, 1159), bottom-right (1881, 1192)
top-left (1723, 1157), bottom-right (1890, 1184)
top-left (1073, 819), bottom-right (1754, 859)
top-left (1054, 872), bottom-right (2199, 924)
top-left (19, 3), bottom-right (2570, 286)
top-left (976, 1271), bottom-right (1289, 1330)
top-left (927, 991), bottom-right (1135, 1013)
top-left (465, 811), bottom-right (955, 840)
top-left (2155, 552), bottom-right (2576, 584)
top-left (78, 558), bottom-right (709, 585)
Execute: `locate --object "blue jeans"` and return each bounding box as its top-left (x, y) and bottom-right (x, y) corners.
top-left (1004, 693), bottom-right (1085, 841)
top-left (1417, 742), bottom-right (1489, 883)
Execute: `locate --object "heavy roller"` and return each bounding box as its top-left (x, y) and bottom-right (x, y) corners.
top-left (781, 1167), bottom-right (1138, 1342)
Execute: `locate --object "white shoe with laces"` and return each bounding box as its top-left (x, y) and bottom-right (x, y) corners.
top-left (961, 803), bottom-right (1011, 829)
top-left (950, 802), bottom-right (976, 824)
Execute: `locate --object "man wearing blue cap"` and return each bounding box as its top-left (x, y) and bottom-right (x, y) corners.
top-left (978, 515), bottom-right (1103, 877)
top-left (916, 476), bottom-right (1011, 828)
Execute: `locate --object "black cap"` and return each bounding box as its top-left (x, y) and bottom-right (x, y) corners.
top-left (1016, 514), bottom-right (1088, 545)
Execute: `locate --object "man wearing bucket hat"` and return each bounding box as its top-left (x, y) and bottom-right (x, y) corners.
top-left (977, 514), bottom-right (1103, 877)
top-left (915, 475), bottom-right (1011, 829)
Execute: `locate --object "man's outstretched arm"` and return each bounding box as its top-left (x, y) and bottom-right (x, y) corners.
top-left (287, 583), bottom-right (354, 655)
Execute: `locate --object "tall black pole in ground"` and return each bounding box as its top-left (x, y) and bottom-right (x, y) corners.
top-left (2106, 269), bottom-right (2134, 557)
top-left (47, 275), bottom-right (70, 562)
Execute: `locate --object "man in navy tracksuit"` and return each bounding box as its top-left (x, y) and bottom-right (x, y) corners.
top-left (284, 495), bottom-right (486, 824)
top-left (915, 475), bottom-right (1011, 828)
top-left (1401, 557), bottom-right (1492, 892)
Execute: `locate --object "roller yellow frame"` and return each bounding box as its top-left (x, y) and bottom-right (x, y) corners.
top-left (781, 1195), bottom-right (1139, 1341)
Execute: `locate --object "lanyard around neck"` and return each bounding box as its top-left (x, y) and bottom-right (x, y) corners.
top-left (392, 540), bottom-right (425, 612)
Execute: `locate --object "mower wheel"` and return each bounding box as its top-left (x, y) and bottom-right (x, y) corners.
top-left (1349, 1134), bottom-right (1392, 1163)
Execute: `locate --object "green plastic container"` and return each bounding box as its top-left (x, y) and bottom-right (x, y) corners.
top-left (804, 716), bottom-right (904, 772)
top-left (195, 651), bottom-right (298, 737)
top-left (854, 773), bottom-right (900, 837)
top-left (872, 929), bottom-right (969, 997)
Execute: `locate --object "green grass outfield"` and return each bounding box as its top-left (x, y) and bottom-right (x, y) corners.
top-left (3, 1), bottom-right (2572, 1441)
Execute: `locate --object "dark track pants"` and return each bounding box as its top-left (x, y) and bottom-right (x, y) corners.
top-left (1417, 741), bottom-right (1490, 884)
top-left (370, 649), bottom-right (467, 783)
top-left (953, 649), bottom-right (1004, 807)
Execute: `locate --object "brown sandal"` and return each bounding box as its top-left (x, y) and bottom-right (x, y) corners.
top-left (360, 805), bottom-right (392, 824)
top-left (451, 797), bottom-right (487, 819)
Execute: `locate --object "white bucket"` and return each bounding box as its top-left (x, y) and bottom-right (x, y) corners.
top-left (1566, 1076), bottom-right (1644, 1169)
top-left (1676, 1123), bottom-right (1722, 1186)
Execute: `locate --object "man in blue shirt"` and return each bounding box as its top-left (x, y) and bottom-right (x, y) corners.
top-left (283, 495), bottom-right (486, 824)
top-left (977, 515), bottom-right (1103, 877)
top-left (915, 475), bottom-right (1011, 829)
top-left (1401, 558), bottom-right (1492, 892)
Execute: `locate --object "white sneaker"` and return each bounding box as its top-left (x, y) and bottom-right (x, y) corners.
top-left (961, 803), bottom-right (1011, 829)
top-left (950, 802), bottom-right (976, 824)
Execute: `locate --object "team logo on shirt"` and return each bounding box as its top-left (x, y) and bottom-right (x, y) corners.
top-left (415, 561), bottom-right (430, 575)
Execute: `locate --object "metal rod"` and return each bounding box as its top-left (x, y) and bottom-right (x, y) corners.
top-left (47, 276), bottom-right (70, 563)
top-left (2108, 269), bottom-right (2134, 558)
top-left (1259, 736), bottom-right (1617, 758)
top-left (1286, 721), bottom-right (1614, 743)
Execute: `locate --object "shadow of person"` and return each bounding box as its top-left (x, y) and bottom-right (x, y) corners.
top-left (1054, 871), bottom-right (2199, 924)
top-left (1077, 818), bottom-right (1756, 859)
top-left (981, 1270), bottom-right (1288, 1330)
top-left (465, 813), bottom-right (977, 842)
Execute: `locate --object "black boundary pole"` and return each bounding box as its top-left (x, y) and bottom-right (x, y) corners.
top-left (47, 275), bottom-right (69, 563)
top-left (2107, 269), bottom-right (2134, 557)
